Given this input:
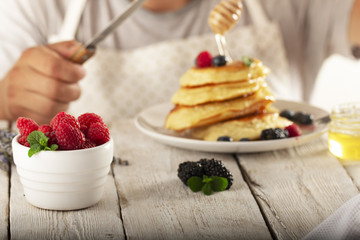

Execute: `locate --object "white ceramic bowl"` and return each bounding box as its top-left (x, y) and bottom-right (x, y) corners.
top-left (12, 135), bottom-right (114, 211)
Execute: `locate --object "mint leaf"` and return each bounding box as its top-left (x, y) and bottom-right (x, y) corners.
top-left (27, 131), bottom-right (48, 147)
top-left (28, 144), bottom-right (42, 157)
top-left (187, 176), bottom-right (203, 192)
top-left (26, 131), bottom-right (58, 157)
top-left (186, 175), bottom-right (229, 196)
top-left (39, 138), bottom-right (47, 147)
top-left (242, 56), bottom-right (254, 67)
top-left (210, 176), bottom-right (228, 192)
top-left (202, 175), bottom-right (212, 184)
top-left (49, 144), bottom-right (58, 151)
top-left (202, 183), bottom-right (212, 195)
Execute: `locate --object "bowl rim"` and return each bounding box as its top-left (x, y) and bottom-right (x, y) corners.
top-left (12, 134), bottom-right (113, 153)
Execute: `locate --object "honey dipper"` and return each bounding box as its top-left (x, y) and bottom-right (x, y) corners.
top-left (208, 0), bottom-right (243, 62)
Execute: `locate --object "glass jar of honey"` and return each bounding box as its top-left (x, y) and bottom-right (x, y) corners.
top-left (328, 102), bottom-right (360, 160)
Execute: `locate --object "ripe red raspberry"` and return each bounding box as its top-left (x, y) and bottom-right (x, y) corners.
top-left (82, 139), bottom-right (97, 149)
top-left (38, 124), bottom-right (57, 145)
top-left (18, 135), bottom-right (30, 147)
top-left (78, 113), bottom-right (105, 135)
top-left (285, 124), bottom-right (302, 137)
top-left (87, 122), bottom-right (110, 146)
top-left (16, 117), bottom-right (39, 137)
top-left (55, 123), bottom-right (85, 150)
top-left (50, 112), bottom-right (80, 131)
top-left (195, 51), bottom-right (213, 68)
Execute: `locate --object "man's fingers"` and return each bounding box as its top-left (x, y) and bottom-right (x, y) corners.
top-left (47, 40), bottom-right (82, 59)
top-left (20, 45), bottom-right (86, 83)
top-left (9, 88), bottom-right (69, 118)
top-left (10, 65), bottom-right (81, 102)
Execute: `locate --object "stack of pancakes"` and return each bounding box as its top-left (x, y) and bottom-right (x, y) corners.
top-left (165, 59), bottom-right (292, 141)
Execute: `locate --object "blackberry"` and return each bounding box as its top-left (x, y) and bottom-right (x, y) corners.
top-left (239, 138), bottom-right (251, 141)
top-left (212, 55), bottom-right (227, 67)
top-left (279, 109), bottom-right (294, 120)
top-left (217, 136), bottom-right (233, 142)
top-left (292, 112), bottom-right (313, 125)
top-left (177, 161), bottom-right (204, 185)
top-left (260, 128), bottom-right (289, 140)
top-left (198, 158), bottom-right (233, 189)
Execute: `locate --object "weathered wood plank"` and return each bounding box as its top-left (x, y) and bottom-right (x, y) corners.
top-left (320, 134), bottom-right (360, 191)
top-left (343, 162), bottom-right (360, 190)
top-left (236, 138), bottom-right (359, 240)
top-left (111, 120), bottom-right (271, 240)
top-left (0, 169), bottom-right (9, 240)
top-left (10, 165), bottom-right (125, 240)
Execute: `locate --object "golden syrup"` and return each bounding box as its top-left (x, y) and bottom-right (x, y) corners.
top-left (328, 102), bottom-right (360, 160)
top-left (328, 132), bottom-right (360, 160)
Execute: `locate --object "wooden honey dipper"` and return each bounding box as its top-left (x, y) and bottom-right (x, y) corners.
top-left (208, 0), bottom-right (243, 62)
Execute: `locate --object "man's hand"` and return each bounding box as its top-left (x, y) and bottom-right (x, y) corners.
top-left (0, 41), bottom-right (86, 124)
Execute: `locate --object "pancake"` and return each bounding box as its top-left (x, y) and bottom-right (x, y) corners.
top-left (171, 78), bottom-right (264, 106)
top-left (191, 112), bottom-right (293, 141)
top-left (179, 59), bottom-right (269, 87)
top-left (165, 85), bottom-right (275, 131)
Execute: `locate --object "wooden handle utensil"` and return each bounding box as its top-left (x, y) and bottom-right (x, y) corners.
top-left (70, 44), bottom-right (96, 64)
top-left (208, 0), bottom-right (243, 62)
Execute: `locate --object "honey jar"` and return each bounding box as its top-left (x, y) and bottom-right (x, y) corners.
top-left (328, 102), bottom-right (360, 160)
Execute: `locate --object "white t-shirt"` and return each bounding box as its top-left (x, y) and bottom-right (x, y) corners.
top-left (0, 0), bottom-right (355, 101)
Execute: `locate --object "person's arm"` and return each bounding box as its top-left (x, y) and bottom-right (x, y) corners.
top-left (0, 0), bottom-right (86, 124)
top-left (0, 41), bottom-right (85, 125)
top-left (349, 0), bottom-right (360, 57)
top-left (349, 0), bottom-right (360, 45)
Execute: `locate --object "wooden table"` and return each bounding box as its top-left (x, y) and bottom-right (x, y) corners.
top-left (1, 119), bottom-right (359, 240)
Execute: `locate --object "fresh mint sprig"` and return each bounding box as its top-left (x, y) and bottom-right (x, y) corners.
top-left (27, 131), bottom-right (58, 157)
top-left (242, 56), bottom-right (254, 67)
top-left (187, 175), bottom-right (228, 195)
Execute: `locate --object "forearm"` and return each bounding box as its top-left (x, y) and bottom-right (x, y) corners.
top-left (349, 0), bottom-right (360, 45)
top-left (0, 79), bottom-right (11, 121)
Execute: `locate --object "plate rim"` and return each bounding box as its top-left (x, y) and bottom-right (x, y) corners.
top-left (134, 100), bottom-right (329, 153)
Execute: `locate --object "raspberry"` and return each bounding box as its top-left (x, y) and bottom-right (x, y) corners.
top-left (38, 124), bottom-right (52, 134)
top-left (285, 124), bottom-right (302, 137)
top-left (82, 139), bottom-right (97, 149)
top-left (50, 112), bottom-right (80, 131)
top-left (18, 135), bottom-right (30, 147)
top-left (55, 123), bottom-right (85, 150)
top-left (38, 124), bottom-right (57, 145)
top-left (195, 51), bottom-right (213, 68)
top-left (80, 125), bottom-right (88, 136)
top-left (78, 113), bottom-right (104, 127)
top-left (78, 113), bottom-right (105, 135)
top-left (16, 117), bottom-right (39, 137)
top-left (87, 122), bottom-right (110, 146)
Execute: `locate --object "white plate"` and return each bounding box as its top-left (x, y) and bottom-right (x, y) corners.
top-left (134, 100), bottom-right (329, 153)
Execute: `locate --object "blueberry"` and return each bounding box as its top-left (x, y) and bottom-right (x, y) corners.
top-left (212, 55), bottom-right (227, 67)
top-left (217, 136), bottom-right (233, 142)
top-left (239, 138), bottom-right (251, 141)
top-left (260, 128), bottom-right (289, 140)
top-left (280, 109), bottom-right (294, 120)
top-left (292, 112), bottom-right (313, 125)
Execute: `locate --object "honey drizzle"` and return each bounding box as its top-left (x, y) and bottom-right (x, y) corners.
top-left (208, 0), bottom-right (243, 62)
